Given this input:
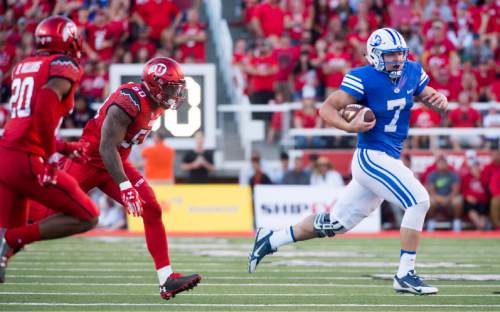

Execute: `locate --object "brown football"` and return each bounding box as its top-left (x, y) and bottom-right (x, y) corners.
top-left (341, 104), bottom-right (375, 123)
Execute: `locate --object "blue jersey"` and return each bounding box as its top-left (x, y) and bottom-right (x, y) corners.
top-left (339, 61), bottom-right (429, 159)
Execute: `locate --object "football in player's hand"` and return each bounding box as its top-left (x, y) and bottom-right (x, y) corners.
top-left (341, 104), bottom-right (375, 123)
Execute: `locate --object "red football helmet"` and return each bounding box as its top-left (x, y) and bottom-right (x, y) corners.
top-left (141, 57), bottom-right (186, 110)
top-left (35, 16), bottom-right (82, 59)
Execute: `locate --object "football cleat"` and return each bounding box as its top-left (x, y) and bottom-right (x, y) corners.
top-left (393, 270), bottom-right (438, 295)
top-left (0, 228), bottom-right (12, 283)
top-left (248, 228), bottom-right (276, 273)
top-left (159, 272), bottom-right (202, 300)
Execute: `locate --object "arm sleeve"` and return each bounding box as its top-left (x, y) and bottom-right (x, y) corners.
top-left (414, 64), bottom-right (430, 96)
top-left (33, 87), bottom-right (63, 160)
top-left (49, 55), bottom-right (82, 84)
top-left (339, 72), bottom-right (365, 102)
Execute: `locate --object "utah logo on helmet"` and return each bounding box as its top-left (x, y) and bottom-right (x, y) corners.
top-left (35, 16), bottom-right (83, 59)
top-left (148, 63), bottom-right (168, 77)
top-left (142, 57), bottom-right (186, 110)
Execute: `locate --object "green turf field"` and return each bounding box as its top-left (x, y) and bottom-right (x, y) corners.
top-left (1, 235), bottom-right (499, 312)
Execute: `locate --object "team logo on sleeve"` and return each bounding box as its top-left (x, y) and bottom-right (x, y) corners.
top-left (148, 63), bottom-right (168, 77)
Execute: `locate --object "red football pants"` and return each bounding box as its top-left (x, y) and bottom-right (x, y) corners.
top-left (0, 147), bottom-right (98, 229)
top-left (63, 159), bottom-right (170, 269)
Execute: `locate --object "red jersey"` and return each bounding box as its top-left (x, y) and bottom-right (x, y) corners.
top-left (294, 109), bottom-right (318, 128)
top-left (462, 173), bottom-right (489, 203)
top-left (133, 0), bottom-right (180, 40)
top-left (85, 23), bottom-right (114, 61)
top-left (410, 106), bottom-right (442, 128)
top-left (177, 22), bottom-right (206, 63)
top-left (0, 54), bottom-right (82, 157)
top-left (253, 2), bottom-right (285, 37)
top-left (447, 107), bottom-right (482, 127)
top-left (82, 82), bottom-right (165, 168)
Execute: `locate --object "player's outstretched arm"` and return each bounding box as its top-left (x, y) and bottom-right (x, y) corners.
top-left (416, 86), bottom-right (448, 112)
top-left (319, 89), bottom-right (375, 133)
top-left (99, 105), bottom-right (132, 185)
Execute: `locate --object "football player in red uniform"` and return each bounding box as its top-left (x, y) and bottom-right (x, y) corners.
top-left (36, 57), bottom-right (201, 299)
top-left (0, 16), bottom-right (99, 282)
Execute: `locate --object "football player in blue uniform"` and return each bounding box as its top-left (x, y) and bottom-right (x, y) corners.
top-left (248, 28), bottom-right (448, 295)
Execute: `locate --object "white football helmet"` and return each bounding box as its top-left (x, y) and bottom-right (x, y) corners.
top-left (366, 28), bottom-right (409, 79)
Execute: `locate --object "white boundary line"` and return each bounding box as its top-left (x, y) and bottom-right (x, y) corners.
top-left (7, 275), bottom-right (371, 280)
top-left (2, 303), bottom-right (500, 307)
top-left (4, 282), bottom-right (499, 287)
top-left (0, 291), bottom-right (497, 297)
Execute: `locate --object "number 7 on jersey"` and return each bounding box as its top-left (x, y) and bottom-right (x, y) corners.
top-left (384, 98), bottom-right (406, 133)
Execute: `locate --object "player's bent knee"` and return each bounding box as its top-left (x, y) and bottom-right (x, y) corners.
top-left (401, 200), bottom-right (430, 231)
top-left (313, 213), bottom-right (348, 238)
top-left (141, 202), bottom-right (162, 222)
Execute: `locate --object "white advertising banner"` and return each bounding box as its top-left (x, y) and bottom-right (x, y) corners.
top-left (254, 185), bottom-right (381, 233)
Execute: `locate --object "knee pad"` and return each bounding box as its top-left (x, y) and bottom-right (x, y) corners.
top-left (401, 200), bottom-right (430, 231)
top-left (313, 213), bottom-right (347, 238)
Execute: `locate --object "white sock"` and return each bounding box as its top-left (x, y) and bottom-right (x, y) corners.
top-left (269, 226), bottom-right (296, 250)
top-left (157, 265), bottom-right (173, 285)
top-left (397, 250), bottom-right (416, 278)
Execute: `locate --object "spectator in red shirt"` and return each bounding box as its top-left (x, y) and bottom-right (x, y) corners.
top-left (79, 61), bottom-right (109, 102)
top-left (292, 50), bottom-right (317, 100)
top-left (249, 153), bottom-right (272, 188)
top-left (83, 9), bottom-right (115, 62)
top-left (347, 1), bottom-right (378, 31)
top-left (462, 33), bottom-right (494, 67)
top-left (409, 104), bottom-right (442, 149)
top-left (293, 86), bottom-right (324, 148)
top-left (388, 0), bottom-right (413, 29)
top-left (322, 39), bottom-right (350, 95)
top-left (490, 169), bottom-right (500, 229)
top-left (131, 27), bottom-right (157, 62)
top-left (475, 61), bottom-right (496, 101)
top-left (481, 150), bottom-right (500, 229)
top-left (243, 0), bottom-right (259, 26)
top-left (284, 0), bottom-right (312, 45)
top-left (347, 20), bottom-right (370, 56)
top-left (272, 35), bottom-right (300, 99)
top-left (447, 91), bottom-right (482, 149)
top-left (175, 9), bottom-right (207, 63)
top-left (131, 0), bottom-right (181, 48)
top-left (428, 65), bottom-right (461, 101)
top-left (462, 162), bottom-right (489, 230)
top-left (460, 71), bottom-right (479, 101)
top-left (0, 32), bottom-right (16, 80)
top-left (487, 78), bottom-right (500, 102)
top-left (251, 0), bottom-right (285, 38)
top-left (244, 40), bottom-right (279, 119)
top-left (267, 91), bottom-right (286, 144)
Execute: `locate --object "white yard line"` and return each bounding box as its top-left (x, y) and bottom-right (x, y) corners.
top-left (7, 274), bottom-right (371, 280)
top-left (4, 282), bottom-right (500, 287)
top-left (0, 291), bottom-right (498, 297)
top-left (1, 303), bottom-right (500, 308)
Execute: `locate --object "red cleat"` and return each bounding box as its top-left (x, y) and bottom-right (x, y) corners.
top-left (159, 272), bottom-right (202, 300)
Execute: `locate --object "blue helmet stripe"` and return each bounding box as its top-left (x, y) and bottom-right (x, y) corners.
top-left (383, 28), bottom-right (397, 45)
top-left (392, 28), bottom-right (403, 45)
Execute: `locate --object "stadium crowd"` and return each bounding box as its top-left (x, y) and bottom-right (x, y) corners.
top-left (232, 0), bottom-right (500, 148)
top-left (0, 0), bottom-right (206, 129)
